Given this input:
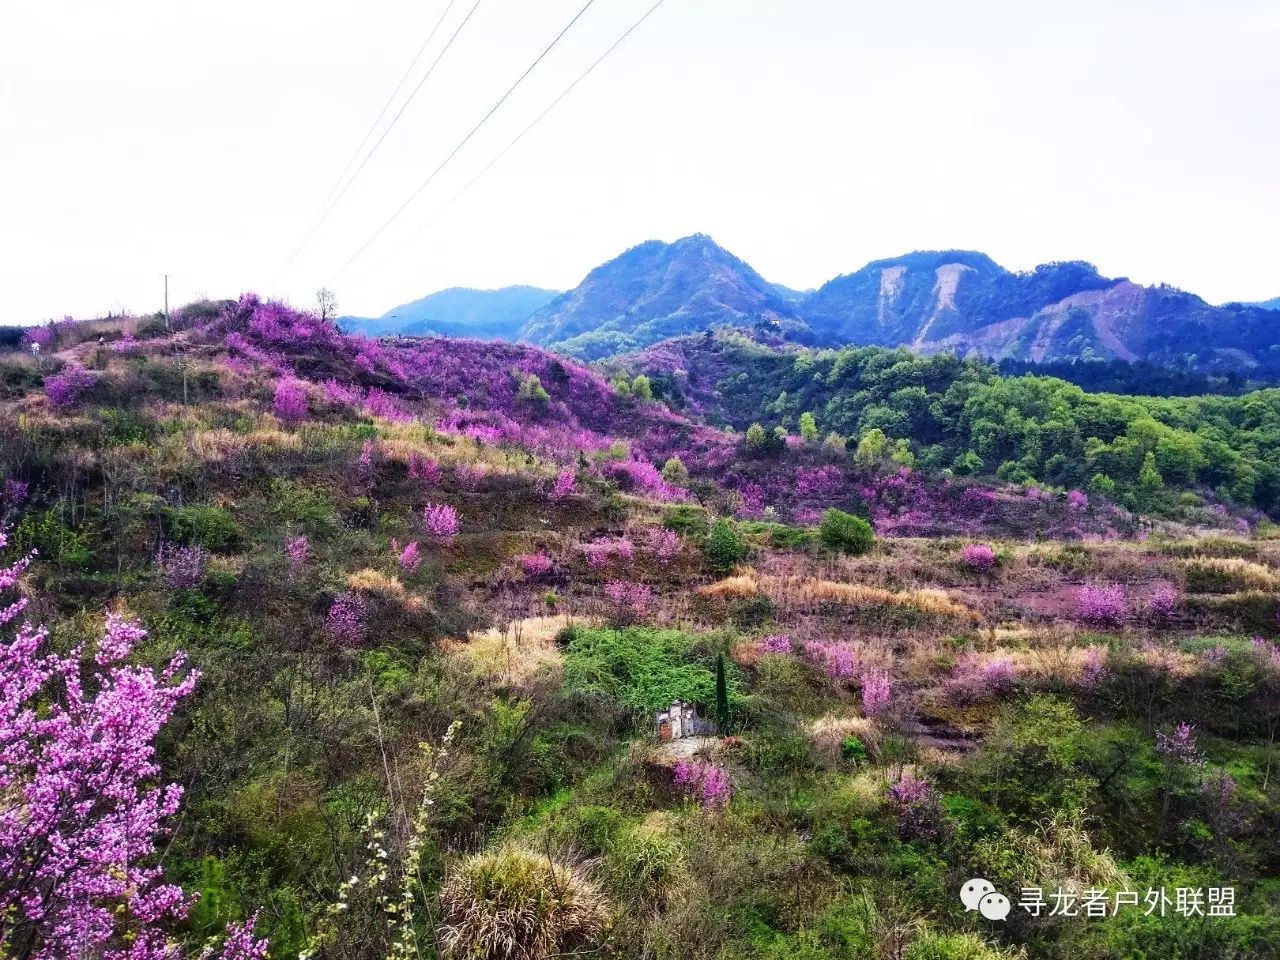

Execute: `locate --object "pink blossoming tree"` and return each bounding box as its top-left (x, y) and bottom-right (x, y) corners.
top-left (0, 534), bottom-right (266, 959)
top-left (424, 503), bottom-right (460, 545)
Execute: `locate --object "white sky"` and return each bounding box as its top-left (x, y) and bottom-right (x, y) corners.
top-left (2, 0), bottom-right (1278, 323)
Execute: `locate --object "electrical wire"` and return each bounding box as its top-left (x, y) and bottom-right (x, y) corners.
top-left (278, 0), bottom-right (482, 275)
top-left (381, 0), bottom-right (669, 270)
top-left (325, 0), bottom-right (600, 285)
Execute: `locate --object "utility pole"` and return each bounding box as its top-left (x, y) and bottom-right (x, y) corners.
top-left (164, 274), bottom-right (170, 330)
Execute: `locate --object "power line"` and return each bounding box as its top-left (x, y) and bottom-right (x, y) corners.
top-left (325, 0), bottom-right (599, 286)
top-left (278, 0), bottom-right (482, 276)
top-left (384, 0), bottom-right (669, 269)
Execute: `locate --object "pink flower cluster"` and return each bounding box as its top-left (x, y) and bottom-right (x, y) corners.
top-left (550, 467), bottom-right (577, 502)
top-left (0, 534), bottom-right (221, 959)
top-left (155, 541), bottom-right (208, 589)
top-left (885, 773), bottom-right (941, 840)
top-left (518, 552), bottom-right (555, 578)
top-left (649, 528), bottom-right (681, 564)
top-left (604, 579), bottom-right (652, 624)
top-left (424, 502), bottom-right (460, 544)
top-left (758, 634), bottom-right (793, 655)
top-left (408, 452), bottom-right (441, 486)
top-left (272, 378), bottom-right (308, 423)
top-left (673, 759), bottom-right (731, 810)
top-left (803, 639), bottom-right (859, 680)
top-left (326, 593), bottom-right (367, 646)
top-left (4, 478), bottom-right (29, 503)
top-left (1078, 584), bottom-right (1127, 626)
top-left (603, 460), bottom-right (686, 503)
top-left (1147, 583), bottom-right (1179, 620)
top-left (285, 535), bottom-right (309, 569)
top-left (860, 668), bottom-right (892, 717)
top-left (1156, 722), bottom-right (1204, 765)
top-left (44, 362), bottom-right (99, 407)
top-left (397, 540), bottom-right (421, 574)
top-left (960, 543), bottom-right (997, 570)
top-left (581, 538), bottom-right (634, 569)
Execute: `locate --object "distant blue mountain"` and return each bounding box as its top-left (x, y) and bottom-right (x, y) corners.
top-left (345, 237), bottom-right (1280, 373)
top-left (341, 285), bottom-right (560, 339)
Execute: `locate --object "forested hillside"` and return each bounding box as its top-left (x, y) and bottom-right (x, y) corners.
top-left (619, 331), bottom-right (1280, 518)
top-left (2, 303), bottom-right (1279, 960)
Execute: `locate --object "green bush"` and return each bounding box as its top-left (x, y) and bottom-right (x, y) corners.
top-left (840, 736), bottom-right (867, 763)
top-left (562, 626), bottom-right (740, 713)
top-left (818, 509), bottom-right (874, 555)
top-left (662, 504), bottom-right (710, 537)
top-left (166, 504), bottom-right (241, 552)
top-left (704, 518), bottom-right (749, 571)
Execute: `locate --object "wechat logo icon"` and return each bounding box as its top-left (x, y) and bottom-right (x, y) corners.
top-left (961, 878), bottom-right (1011, 921)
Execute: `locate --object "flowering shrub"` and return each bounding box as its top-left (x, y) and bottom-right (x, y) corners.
top-left (1252, 637), bottom-right (1280, 673)
top-left (408, 453), bottom-right (442, 486)
top-left (1156, 722), bottom-right (1204, 765)
top-left (424, 502), bottom-right (460, 544)
top-left (44, 362), bottom-right (98, 407)
top-left (111, 331), bottom-right (139, 354)
top-left (1078, 646), bottom-right (1109, 690)
top-left (1077, 583), bottom-right (1126, 626)
top-left (550, 467), bottom-right (577, 501)
top-left (155, 541), bottom-right (208, 589)
top-left (364, 387), bottom-right (411, 421)
top-left (272, 378), bottom-right (309, 423)
top-left (326, 593), bottom-right (367, 646)
top-left (285, 535), bottom-right (309, 569)
top-left (757, 634), bottom-right (793, 655)
top-left (1147, 583), bottom-right (1179, 620)
top-left (803, 639), bottom-right (858, 680)
top-left (4, 478), bottom-right (28, 503)
top-left (944, 655), bottom-right (1017, 703)
top-left (649, 528), bottom-right (681, 564)
top-left (398, 540), bottom-right (422, 574)
top-left (455, 463), bottom-right (488, 492)
top-left (885, 773), bottom-right (941, 839)
top-left (960, 543), bottom-right (997, 570)
top-left (794, 465), bottom-right (843, 499)
top-left (518, 552), bottom-right (555, 578)
top-left (673, 759), bottom-right (731, 810)
top-left (1067, 489), bottom-right (1089, 511)
top-left (0, 534), bottom-right (265, 959)
top-left (580, 538), bottom-right (634, 569)
top-left (604, 580), bottom-right (652, 624)
top-left (860, 668), bottom-right (892, 717)
top-left (321, 378), bottom-right (361, 406)
top-left (21, 325), bottom-right (53, 349)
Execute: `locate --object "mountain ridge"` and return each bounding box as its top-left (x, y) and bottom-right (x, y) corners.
top-left (348, 235), bottom-right (1280, 373)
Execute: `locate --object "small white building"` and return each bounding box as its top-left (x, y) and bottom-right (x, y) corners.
top-left (655, 700), bottom-right (702, 742)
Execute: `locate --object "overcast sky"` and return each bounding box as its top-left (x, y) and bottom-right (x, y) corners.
top-left (2, 0), bottom-right (1278, 323)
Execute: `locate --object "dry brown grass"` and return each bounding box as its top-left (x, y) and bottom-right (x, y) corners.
top-left (438, 847), bottom-right (609, 960)
top-left (1183, 556), bottom-right (1280, 591)
top-left (347, 569), bottom-right (424, 612)
top-left (699, 571), bottom-right (980, 621)
top-left (697, 571), bottom-right (762, 599)
top-left (807, 714), bottom-right (878, 765)
top-left (446, 615), bottom-right (591, 689)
